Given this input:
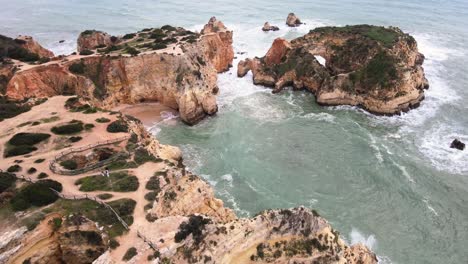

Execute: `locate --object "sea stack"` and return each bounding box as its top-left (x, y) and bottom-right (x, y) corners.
top-left (450, 139), bottom-right (465, 150)
top-left (238, 25), bottom-right (429, 115)
top-left (262, 22), bottom-right (280, 31)
top-left (286, 13), bottom-right (302, 27)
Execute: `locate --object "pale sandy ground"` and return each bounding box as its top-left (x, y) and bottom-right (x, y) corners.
top-left (0, 96), bottom-right (171, 263)
top-left (116, 103), bottom-right (177, 127)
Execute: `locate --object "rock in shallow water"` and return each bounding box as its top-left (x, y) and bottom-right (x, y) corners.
top-left (286, 13), bottom-right (302, 27)
top-left (450, 139), bottom-right (465, 150)
top-left (262, 22), bottom-right (280, 31)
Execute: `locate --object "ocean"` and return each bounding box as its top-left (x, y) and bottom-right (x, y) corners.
top-left (1, 0), bottom-right (467, 263)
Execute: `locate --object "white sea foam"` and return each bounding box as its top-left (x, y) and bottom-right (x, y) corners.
top-left (419, 124), bottom-right (468, 174)
top-left (302, 112), bottom-right (336, 123)
top-left (422, 198), bottom-right (439, 216)
top-left (349, 228), bottom-right (377, 250)
top-left (390, 158), bottom-right (415, 183)
top-left (369, 133), bottom-right (384, 163)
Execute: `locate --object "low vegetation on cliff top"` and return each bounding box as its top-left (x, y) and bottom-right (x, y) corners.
top-left (75, 171), bottom-right (139, 192)
top-left (0, 34), bottom-right (40, 62)
top-left (311, 24), bottom-right (415, 48)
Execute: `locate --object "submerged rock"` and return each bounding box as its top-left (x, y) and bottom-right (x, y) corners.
top-left (450, 139), bottom-right (465, 150)
top-left (286, 13), bottom-right (302, 27)
top-left (262, 22), bottom-right (280, 31)
top-left (238, 24), bottom-right (429, 115)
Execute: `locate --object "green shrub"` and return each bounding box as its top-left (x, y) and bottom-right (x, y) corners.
top-left (144, 191), bottom-right (157, 201)
top-left (8, 133), bottom-right (51, 146)
top-left (52, 217), bottom-right (62, 230)
top-left (10, 180), bottom-right (62, 211)
top-left (60, 160), bottom-right (78, 170)
top-left (152, 43), bottom-right (167, 50)
top-left (69, 61), bottom-right (85, 74)
top-left (4, 145), bottom-right (37, 157)
top-left (84, 123), bottom-right (95, 130)
top-left (106, 121), bottom-right (128, 133)
top-left (51, 122), bottom-right (84, 135)
top-left (122, 247), bottom-right (137, 261)
top-left (96, 117), bottom-right (110, 123)
top-left (134, 148), bottom-right (156, 165)
top-left (109, 239), bottom-right (120, 249)
top-left (69, 136), bottom-right (82, 143)
top-left (83, 107), bottom-right (98, 114)
top-left (34, 158), bottom-right (46, 163)
top-left (146, 176), bottom-right (160, 190)
top-left (0, 172), bottom-right (16, 193)
top-left (122, 33), bottom-right (136, 40)
top-left (7, 164), bottom-right (21, 172)
top-left (79, 49), bottom-right (94, 56)
top-left (76, 172), bottom-right (139, 192)
top-left (27, 167), bottom-right (37, 174)
top-left (65, 97), bottom-right (80, 108)
top-left (145, 213), bottom-right (157, 222)
top-left (37, 172), bottom-right (48, 179)
top-left (161, 25), bottom-right (176, 31)
top-left (174, 215), bottom-right (211, 243)
top-left (124, 47), bottom-right (140, 56)
top-left (0, 96), bottom-right (32, 122)
top-left (97, 193), bottom-right (113, 200)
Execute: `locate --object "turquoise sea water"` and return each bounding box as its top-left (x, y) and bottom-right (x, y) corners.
top-left (1, 1), bottom-right (467, 263)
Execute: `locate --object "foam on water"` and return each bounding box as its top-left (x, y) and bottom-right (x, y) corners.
top-left (302, 112), bottom-right (336, 123)
top-left (419, 124), bottom-right (468, 174)
top-left (349, 228), bottom-right (377, 250)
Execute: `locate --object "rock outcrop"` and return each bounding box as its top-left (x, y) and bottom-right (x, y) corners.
top-left (238, 24), bottom-right (429, 115)
top-left (77, 30), bottom-right (113, 52)
top-left (200, 17), bottom-right (234, 72)
top-left (15, 35), bottom-right (54, 58)
top-left (286, 13), bottom-right (302, 27)
top-left (164, 208), bottom-right (377, 264)
top-left (3, 17), bottom-right (235, 124)
top-left (450, 139), bottom-right (465, 151)
top-left (262, 22), bottom-right (280, 32)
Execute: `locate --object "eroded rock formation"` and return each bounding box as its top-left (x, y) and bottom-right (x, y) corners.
top-left (286, 13), bottom-right (302, 27)
top-left (77, 30), bottom-right (113, 52)
top-left (238, 25), bottom-right (429, 115)
top-left (3, 17), bottom-right (234, 124)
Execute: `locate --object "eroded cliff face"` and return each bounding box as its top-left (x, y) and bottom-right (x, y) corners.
top-left (238, 25), bottom-right (429, 115)
top-left (15, 35), bottom-right (55, 58)
top-left (3, 214), bottom-right (107, 264)
top-left (4, 17), bottom-right (234, 124)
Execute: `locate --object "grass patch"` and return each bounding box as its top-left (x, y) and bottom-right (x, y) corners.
top-left (0, 96), bottom-right (32, 122)
top-left (76, 171), bottom-right (139, 192)
top-left (27, 167), bottom-right (37, 174)
top-left (34, 158), bottom-right (46, 163)
top-left (69, 61), bottom-right (85, 74)
top-left (79, 49), bottom-right (94, 56)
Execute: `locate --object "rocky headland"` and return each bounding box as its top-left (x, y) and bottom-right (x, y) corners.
top-left (238, 25), bottom-right (429, 115)
top-left (1, 17), bottom-right (233, 125)
top-left (0, 18), bottom-right (377, 264)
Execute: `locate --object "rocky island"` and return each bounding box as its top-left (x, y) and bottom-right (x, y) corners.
top-left (238, 25), bottom-right (429, 115)
top-left (0, 18), bottom-right (377, 263)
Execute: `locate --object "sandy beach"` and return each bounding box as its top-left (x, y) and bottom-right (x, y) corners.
top-left (115, 102), bottom-right (178, 127)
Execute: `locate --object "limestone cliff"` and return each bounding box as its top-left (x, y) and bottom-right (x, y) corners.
top-left (3, 17), bottom-right (234, 124)
top-left (238, 25), bottom-right (429, 115)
